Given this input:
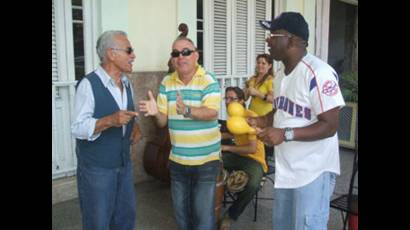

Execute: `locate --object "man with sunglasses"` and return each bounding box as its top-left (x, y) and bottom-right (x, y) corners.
top-left (71, 30), bottom-right (140, 230)
top-left (253, 12), bottom-right (345, 230)
top-left (139, 36), bottom-right (221, 230)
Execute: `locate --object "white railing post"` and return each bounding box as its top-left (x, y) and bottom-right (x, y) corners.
top-left (52, 81), bottom-right (77, 179)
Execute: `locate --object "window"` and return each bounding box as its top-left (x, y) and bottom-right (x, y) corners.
top-left (72, 0), bottom-right (85, 81)
top-left (328, 0), bottom-right (358, 75)
top-left (201, 0), bottom-right (271, 119)
top-left (203, 0), bottom-right (270, 79)
top-left (197, 0), bottom-right (204, 65)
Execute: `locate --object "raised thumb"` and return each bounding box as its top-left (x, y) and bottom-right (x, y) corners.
top-left (148, 90), bottom-right (155, 100)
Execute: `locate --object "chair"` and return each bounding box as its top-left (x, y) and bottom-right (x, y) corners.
top-left (252, 159), bottom-right (275, 221)
top-left (330, 141), bottom-right (358, 230)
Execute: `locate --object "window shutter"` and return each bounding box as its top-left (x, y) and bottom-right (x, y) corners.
top-left (213, 0), bottom-right (227, 75)
top-left (255, 0), bottom-right (267, 58)
top-left (52, 0), bottom-right (58, 82)
top-left (234, 0), bottom-right (248, 75)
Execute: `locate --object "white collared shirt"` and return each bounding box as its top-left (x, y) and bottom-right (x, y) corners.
top-left (71, 65), bottom-right (134, 141)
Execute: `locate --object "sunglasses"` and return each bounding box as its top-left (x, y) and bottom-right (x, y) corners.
top-left (111, 47), bottom-right (134, 55)
top-left (170, 48), bottom-right (196, 58)
top-left (224, 97), bottom-right (239, 101)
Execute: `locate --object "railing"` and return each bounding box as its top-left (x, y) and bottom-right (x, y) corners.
top-left (52, 81), bottom-right (77, 179)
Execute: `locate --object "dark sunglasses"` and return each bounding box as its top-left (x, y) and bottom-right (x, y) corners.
top-left (170, 48), bottom-right (196, 58)
top-left (111, 47), bottom-right (134, 55)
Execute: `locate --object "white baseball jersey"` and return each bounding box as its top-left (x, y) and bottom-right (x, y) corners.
top-left (273, 53), bottom-right (345, 189)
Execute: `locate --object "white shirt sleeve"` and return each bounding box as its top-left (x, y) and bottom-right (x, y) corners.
top-left (71, 78), bottom-right (101, 141)
top-left (309, 68), bottom-right (345, 115)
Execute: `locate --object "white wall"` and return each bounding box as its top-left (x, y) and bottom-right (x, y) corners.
top-left (129, 0), bottom-right (178, 72)
top-left (100, 0), bottom-right (129, 32)
top-left (177, 0), bottom-right (197, 46)
top-left (276, 0), bottom-right (317, 54)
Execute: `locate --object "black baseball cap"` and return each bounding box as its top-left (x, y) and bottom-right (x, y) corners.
top-left (260, 12), bottom-right (309, 41)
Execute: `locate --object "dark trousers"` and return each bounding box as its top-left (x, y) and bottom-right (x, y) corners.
top-left (222, 153), bottom-right (264, 220)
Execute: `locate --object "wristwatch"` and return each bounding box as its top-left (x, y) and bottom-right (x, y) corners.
top-left (183, 106), bottom-right (192, 118)
top-left (284, 127), bottom-right (294, 142)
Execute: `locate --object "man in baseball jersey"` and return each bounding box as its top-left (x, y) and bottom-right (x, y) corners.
top-left (254, 12), bottom-right (346, 230)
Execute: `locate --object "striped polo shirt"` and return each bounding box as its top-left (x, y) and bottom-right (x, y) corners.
top-left (157, 65), bottom-right (221, 165)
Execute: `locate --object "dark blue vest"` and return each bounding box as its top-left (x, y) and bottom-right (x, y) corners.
top-left (76, 72), bottom-right (135, 168)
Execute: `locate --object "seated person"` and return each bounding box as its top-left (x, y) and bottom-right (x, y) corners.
top-left (220, 86), bottom-right (268, 230)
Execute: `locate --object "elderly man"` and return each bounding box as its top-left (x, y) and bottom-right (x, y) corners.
top-left (71, 30), bottom-right (141, 230)
top-left (139, 37), bottom-right (221, 230)
top-left (253, 12), bottom-right (346, 230)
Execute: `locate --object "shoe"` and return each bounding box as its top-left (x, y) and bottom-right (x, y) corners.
top-left (219, 213), bottom-right (232, 230)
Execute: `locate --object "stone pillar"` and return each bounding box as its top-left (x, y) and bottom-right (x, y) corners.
top-left (128, 71), bottom-right (168, 184)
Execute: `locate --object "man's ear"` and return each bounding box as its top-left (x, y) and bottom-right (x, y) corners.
top-left (106, 48), bottom-right (116, 61)
top-left (287, 36), bottom-right (297, 48)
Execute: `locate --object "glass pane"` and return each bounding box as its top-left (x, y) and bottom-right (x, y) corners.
top-left (72, 9), bottom-right (83, 21)
top-left (198, 50), bottom-right (203, 66)
top-left (224, 79), bottom-right (231, 87)
top-left (73, 23), bottom-right (84, 81)
top-left (72, 0), bottom-right (82, 7)
top-left (235, 78), bottom-right (240, 87)
top-left (197, 21), bottom-right (203, 30)
top-left (197, 0), bottom-right (203, 19)
top-left (197, 32), bottom-right (203, 50)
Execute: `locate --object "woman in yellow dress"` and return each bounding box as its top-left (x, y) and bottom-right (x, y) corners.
top-left (244, 54), bottom-right (274, 116)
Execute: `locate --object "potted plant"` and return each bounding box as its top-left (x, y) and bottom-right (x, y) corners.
top-left (338, 71), bottom-right (358, 149)
top-left (340, 71), bottom-right (358, 103)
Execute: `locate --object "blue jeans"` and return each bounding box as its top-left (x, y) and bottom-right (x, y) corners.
top-left (273, 171), bottom-right (336, 230)
top-left (169, 160), bottom-right (220, 230)
top-left (76, 160), bottom-right (136, 230)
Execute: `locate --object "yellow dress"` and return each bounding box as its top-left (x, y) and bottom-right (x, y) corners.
top-left (247, 75), bottom-right (274, 116)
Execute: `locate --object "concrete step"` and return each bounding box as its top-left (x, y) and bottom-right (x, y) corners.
top-left (52, 176), bottom-right (78, 205)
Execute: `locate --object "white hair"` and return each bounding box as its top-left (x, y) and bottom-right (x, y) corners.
top-left (96, 30), bottom-right (127, 62)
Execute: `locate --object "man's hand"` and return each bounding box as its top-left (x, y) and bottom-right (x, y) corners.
top-left (139, 90), bottom-right (159, 117)
top-left (130, 124), bottom-right (141, 145)
top-left (246, 117), bottom-right (263, 129)
top-left (257, 127), bottom-right (285, 146)
top-left (111, 110), bottom-right (138, 127)
top-left (175, 91), bottom-right (186, 115)
top-left (94, 110), bottom-right (137, 135)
